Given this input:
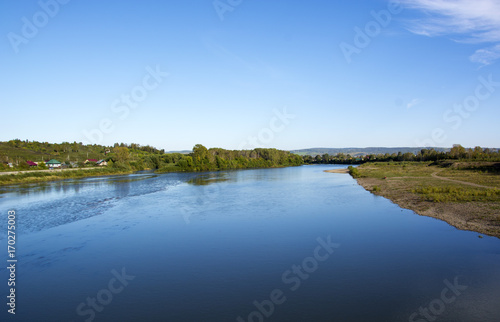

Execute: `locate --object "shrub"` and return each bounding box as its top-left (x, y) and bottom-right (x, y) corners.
top-left (348, 166), bottom-right (361, 178)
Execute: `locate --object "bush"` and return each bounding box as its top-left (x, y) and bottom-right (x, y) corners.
top-left (37, 162), bottom-right (48, 170)
top-left (348, 166), bottom-right (361, 178)
top-left (17, 162), bottom-right (30, 170)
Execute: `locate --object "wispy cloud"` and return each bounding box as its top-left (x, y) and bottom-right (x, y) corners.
top-left (407, 98), bottom-right (420, 109)
top-left (400, 0), bottom-right (500, 65)
top-left (470, 44), bottom-right (500, 66)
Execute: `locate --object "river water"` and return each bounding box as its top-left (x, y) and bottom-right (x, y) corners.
top-left (0, 165), bottom-right (499, 321)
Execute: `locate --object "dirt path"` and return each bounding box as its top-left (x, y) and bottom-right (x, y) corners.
top-left (0, 167), bottom-right (100, 176)
top-left (386, 171), bottom-right (495, 189)
top-left (431, 170), bottom-right (495, 189)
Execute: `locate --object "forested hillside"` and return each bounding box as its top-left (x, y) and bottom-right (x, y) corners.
top-left (0, 140), bottom-right (302, 173)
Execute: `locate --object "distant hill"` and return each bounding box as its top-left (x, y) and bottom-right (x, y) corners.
top-left (290, 147), bottom-right (450, 157)
top-left (165, 150), bottom-right (191, 154)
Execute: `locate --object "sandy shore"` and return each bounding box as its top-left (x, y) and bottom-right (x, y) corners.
top-left (324, 168), bottom-right (349, 173)
top-left (355, 177), bottom-right (500, 238)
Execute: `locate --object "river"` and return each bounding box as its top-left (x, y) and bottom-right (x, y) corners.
top-left (0, 165), bottom-right (499, 321)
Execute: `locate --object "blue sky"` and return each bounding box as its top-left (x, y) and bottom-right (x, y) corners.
top-left (1, 0), bottom-right (499, 151)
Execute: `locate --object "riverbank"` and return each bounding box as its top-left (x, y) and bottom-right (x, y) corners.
top-left (324, 168), bottom-right (349, 173)
top-left (0, 167), bottom-right (135, 186)
top-left (0, 164), bottom-right (302, 186)
top-left (0, 167), bottom-right (105, 176)
top-left (329, 162), bottom-right (500, 238)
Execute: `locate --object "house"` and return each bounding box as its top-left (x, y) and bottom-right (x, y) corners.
top-left (26, 161), bottom-right (38, 167)
top-left (46, 159), bottom-right (62, 168)
top-left (96, 159), bottom-right (108, 166)
top-left (84, 159), bottom-right (98, 164)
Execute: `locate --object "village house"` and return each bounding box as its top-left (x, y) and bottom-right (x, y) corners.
top-left (46, 159), bottom-right (62, 168)
top-left (84, 159), bottom-right (98, 164)
top-left (26, 161), bottom-right (38, 167)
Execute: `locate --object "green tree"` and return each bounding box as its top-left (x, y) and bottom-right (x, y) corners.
top-left (114, 147), bottom-right (130, 163)
top-left (449, 144), bottom-right (466, 159)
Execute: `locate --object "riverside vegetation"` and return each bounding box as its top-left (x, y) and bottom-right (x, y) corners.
top-left (0, 140), bottom-right (303, 185)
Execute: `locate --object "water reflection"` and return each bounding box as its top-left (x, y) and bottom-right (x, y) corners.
top-left (115, 178), bottom-right (130, 198)
top-left (187, 172), bottom-right (230, 186)
top-left (0, 172), bottom-right (158, 198)
top-left (0, 171), bottom-right (173, 236)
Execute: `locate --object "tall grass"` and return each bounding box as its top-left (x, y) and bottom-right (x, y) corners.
top-left (412, 186), bottom-right (500, 202)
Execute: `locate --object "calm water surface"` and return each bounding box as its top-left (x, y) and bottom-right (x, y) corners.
top-left (0, 165), bottom-right (499, 321)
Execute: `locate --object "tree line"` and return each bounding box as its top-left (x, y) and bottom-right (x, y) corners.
top-left (305, 145), bottom-right (500, 164)
top-left (1, 140), bottom-right (303, 173)
top-left (103, 144), bottom-right (303, 172)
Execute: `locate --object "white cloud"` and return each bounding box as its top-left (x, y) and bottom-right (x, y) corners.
top-left (400, 0), bottom-right (500, 65)
top-left (470, 44), bottom-right (500, 66)
top-left (407, 98), bottom-right (420, 109)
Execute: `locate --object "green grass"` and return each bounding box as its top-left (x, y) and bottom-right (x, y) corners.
top-left (353, 162), bottom-right (435, 179)
top-left (412, 186), bottom-right (500, 202)
top-left (436, 169), bottom-right (500, 187)
top-left (355, 161), bottom-right (500, 203)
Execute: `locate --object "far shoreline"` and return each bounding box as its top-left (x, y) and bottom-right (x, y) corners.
top-left (323, 168), bottom-right (349, 173)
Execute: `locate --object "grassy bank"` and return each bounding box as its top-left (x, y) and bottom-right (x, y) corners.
top-left (349, 162), bottom-right (500, 238)
top-left (0, 167), bottom-right (134, 186)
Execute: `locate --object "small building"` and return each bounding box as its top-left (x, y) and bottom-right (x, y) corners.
top-left (46, 159), bottom-right (62, 168)
top-left (85, 159), bottom-right (98, 164)
top-left (96, 159), bottom-right (108, 166)
top-left (26, 161), bottom-right (38, 167)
